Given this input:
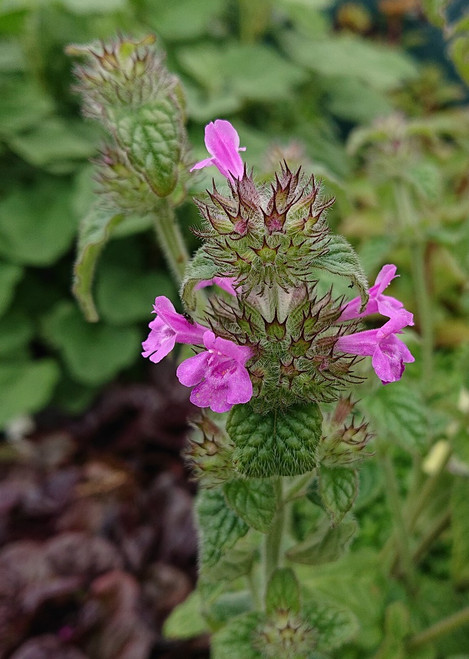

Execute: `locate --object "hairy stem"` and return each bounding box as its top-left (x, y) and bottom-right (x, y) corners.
top-left (153, 199), bottom-right (189, 283)
top-left (263, 477), bottom-right (284, 601)
top-left (407, 606), bottom-right (469, 651)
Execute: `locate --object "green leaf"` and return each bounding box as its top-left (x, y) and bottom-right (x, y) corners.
top-left (96, 244), bottom-right (176, 324)
top-left (450, 476), bottom-right (469, 588)
top-left (8, 118), bottom-right (98, 173)
top-left (287, 517), bottom-right (358, 565)
top-left (308, 235), bottom-right (369, 309)
top-left (373, 601), bottom-right (410, 659)
top-left (204, 539), bottom-right (256, 584)
top-left (265, 568), bottom-right (300, 616)
top-left (364, 383), bottom-right (428, 451)
top-left (0, 360), bottom-right (60, 428)
top-left (0, 78), bottom-right (53, 135)
top-left (146, 0), bottom-right (226, 41)
top-left (113, 99), bottom-right (182, 198)
top-left (211, 612), bottom-right (264, 659)
top-left (227, 403), bottom-right (322, 477)
top-left (223, 478), bottom-right (276, 533)
top-left (196, 488), bottom-right (249, 568)
top-left (326, 76), bottom-right (393, 124)
top-left (0, 260), bottom-right (22, 316)
top-left (283, 32), bottom-right (417, 91)
top-left (0, 181), bottom-right (78, 266)
top-left (42, 302), bottom-right (140, 386)
top-left (319, 466), bottom-right (358, 525)
top-left (178, 42), bottom-right (306, 104)
top-left (163, 591), bottom-right (208, 640)
top-left (209, 591), bottom-right (254, 628)
top-left (73, 205), bottom-right (125, 322)
top-left (302, 598), bottom-right (358, 652)
top-left (0, 311), bottom-right (33, 358)
top-left (405, 160), bottom-right (442, 202)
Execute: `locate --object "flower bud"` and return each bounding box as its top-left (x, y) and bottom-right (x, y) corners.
top-left (185, 413), bottom-right (235, 488)
top-left (320, 397), bottom-right (373, 466)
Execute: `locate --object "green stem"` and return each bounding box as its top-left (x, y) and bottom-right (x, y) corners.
top-left (263, 477), bottom-right (284, 601)
top-left (406, 442), bottom-right (452, 531)
top-left (412, 509), bottom-right (451, 565)
top-left (378, 441), bottom-right (416, 592)
top-left (284, 472), bottom-right (314, 502)
top-left (381, 441), bottom-right (451, 571)
top-left (407, 606), bottom-right (469, 651)
top-left (153, 199), bottom-right (189, 283)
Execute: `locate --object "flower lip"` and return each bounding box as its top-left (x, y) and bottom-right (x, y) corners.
top-left (190, 119), bottom-right (245, 181)
top-left (176, 330), bottom-right (253, 413)
top-left (339, 264), bottom-right (414, 326)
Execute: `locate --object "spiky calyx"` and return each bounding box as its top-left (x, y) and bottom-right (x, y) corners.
top-left (193, 165), bottom-right (334, 292)
top-left (185, 412), bottom-right (235, 488)
top-left (319, 397), bottom-right (373, 466)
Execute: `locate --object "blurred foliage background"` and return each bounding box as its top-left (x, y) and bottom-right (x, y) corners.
top-left (1, 0), bottom-right (469, 656)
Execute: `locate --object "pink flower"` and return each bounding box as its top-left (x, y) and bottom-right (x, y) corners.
top-left (194, 276), bottom-right (237, 296)
top-left (142, 296), bottom-right (206, 364)
top-left (336, 314), bottom-right (415, 385)
top-left (340, 264), bottom-right (414, 326)
top-left (176, 331), bottom-right (253, 413)
top-left (190, 119), bottom-right (246, 181)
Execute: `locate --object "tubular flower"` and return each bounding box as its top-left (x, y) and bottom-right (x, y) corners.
top-left (335, 314), bottom-right (415, 385)
top-left (141, 296), bottom-right (206, 363)
top-left (190, 119), bottom-right (246, 181)
top-left (194, 276), bottom-right (237, 296)
top-left (340, 264), bottom-right (414, 326)
top-left (176, 331), bottom-right (253, 413)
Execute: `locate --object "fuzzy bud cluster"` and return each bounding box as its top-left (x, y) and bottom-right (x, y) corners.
top-left (68, 35), bottom-right (188, 208)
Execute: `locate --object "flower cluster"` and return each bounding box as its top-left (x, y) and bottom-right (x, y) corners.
top-left (142, 297), bottom-right (252, 413)
top-left (142, 120), bottom-right (414, 412)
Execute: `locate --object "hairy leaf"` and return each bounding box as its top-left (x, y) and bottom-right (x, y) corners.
top-left (223, 478), bottom-right (276, 533)
top-left (308, 235), bottom-right (369, 309)
top-left (196, 488), bottom-right (249, 568)
top-left (287, 518), bottom-right (358, 565)
top-left (265, 568), bottom-right (300, 615)
top-left (319, 466), bottom-right (359, 525)
top-left (163, 591), bottom-right (208, 640)
top-left (364, 384), bottom-right (428, 451)
top-left (211, 612), bottom-right (264, 659)
top-left (73, 205), bottom-right (124, 322)
top-left (227, 403), bottom-right (322, 477)
top-left (302, 598), bottom-right (358, 652)
top-left (113, 99), bottom-right (182, 198)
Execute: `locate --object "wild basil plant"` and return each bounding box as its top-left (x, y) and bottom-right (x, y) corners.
top-left (70, 37), bottom-right (416, 658)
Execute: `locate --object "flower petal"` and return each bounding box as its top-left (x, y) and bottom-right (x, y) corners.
top-left (226, 364), bottom-right (253, 405)
top-left (203, 120), bottom-right (245, 180)
top-left (176, 351), bottom-right (210, 387)
top-left (153, 296), bottom-right (206, 344)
